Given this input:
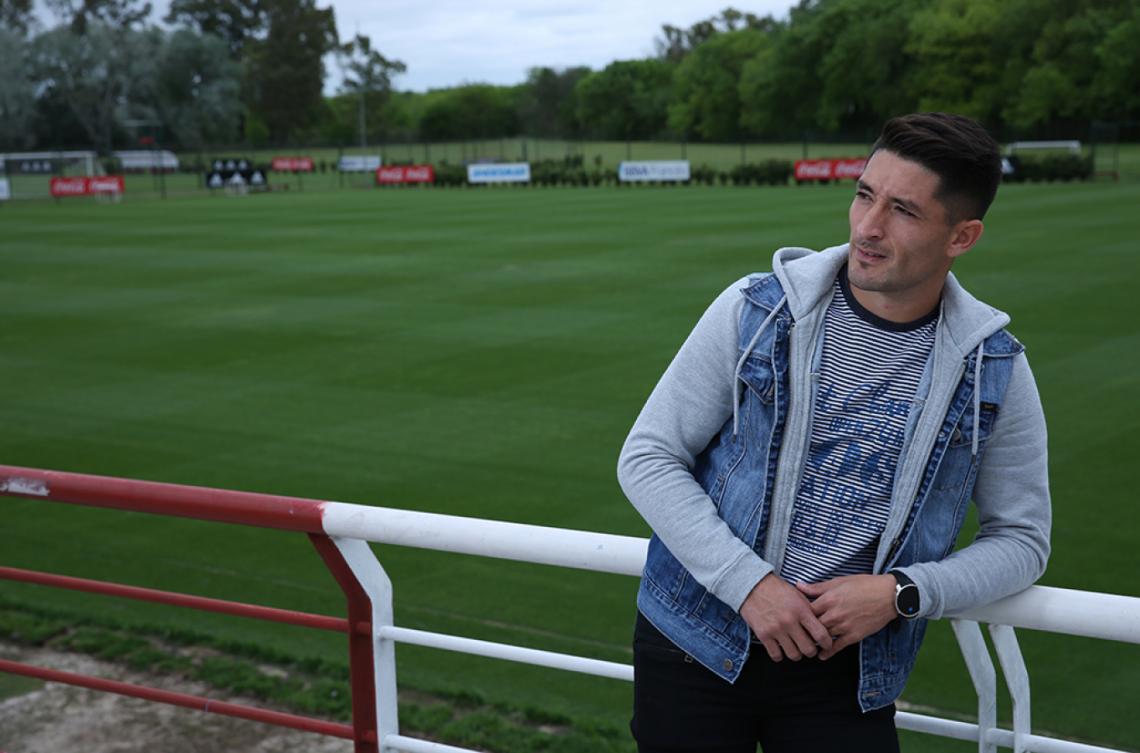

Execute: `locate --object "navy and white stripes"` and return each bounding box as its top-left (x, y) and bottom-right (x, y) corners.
top-left (780, 269), bottom-right (938, 585)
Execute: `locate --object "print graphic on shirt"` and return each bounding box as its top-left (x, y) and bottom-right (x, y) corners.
top-left (780, 273), bottom-right (937, 584)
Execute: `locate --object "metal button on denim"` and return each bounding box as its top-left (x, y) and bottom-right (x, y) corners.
top-left (722, 659), bottom-right (733, 671)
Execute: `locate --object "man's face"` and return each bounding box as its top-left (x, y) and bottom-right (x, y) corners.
top-left (847, 150), bottom-right (964, 307)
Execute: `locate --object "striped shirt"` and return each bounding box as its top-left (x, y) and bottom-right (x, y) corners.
top-left (780, 266), bottom-right (938, 584)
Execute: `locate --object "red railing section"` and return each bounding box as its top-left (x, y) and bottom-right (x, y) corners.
top-left (0, 464), bottom-right (379, 753)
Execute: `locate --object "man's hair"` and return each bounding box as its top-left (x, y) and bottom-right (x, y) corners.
top-left (870, 112), bottom-right (1002, 223)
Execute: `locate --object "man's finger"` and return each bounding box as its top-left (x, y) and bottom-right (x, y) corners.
top-left (804, 615), bottom-right (834, 650)
top-left (760, 637), bottom-right (783, 662)
top-left (788, 625), bottom-right (819, 658)
top-left (795, 580), bottom-right (825, 597)
top-left (776, 635), bottom-right (803, 661)
top-left (819, 635), bottom-right (852, 661)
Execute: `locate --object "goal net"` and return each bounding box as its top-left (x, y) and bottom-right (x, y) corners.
top-left (0, 151), bottom-right (100, 201)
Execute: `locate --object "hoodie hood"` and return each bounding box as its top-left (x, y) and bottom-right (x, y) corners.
top-left (770, 243), bottom-right (1011, 358)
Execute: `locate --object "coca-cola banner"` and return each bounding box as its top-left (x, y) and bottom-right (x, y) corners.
top-left (794, 158), bottom-right (867, 182)
top-left (271, 156), bottom-right (314, 172)
top-left (375, 165), bottom-right (435, 184)
top-left (50, 176), bottom-right (125, 197)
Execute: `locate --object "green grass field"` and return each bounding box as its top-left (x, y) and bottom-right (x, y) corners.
top-left (1, 182), bottom-right (1138, 751)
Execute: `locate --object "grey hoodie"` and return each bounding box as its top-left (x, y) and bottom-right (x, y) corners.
top-left (618, 244), bottom-right (1050, 619)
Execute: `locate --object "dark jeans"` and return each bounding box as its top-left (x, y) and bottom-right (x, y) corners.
top-left (631, 613), bottom-right (900, 753)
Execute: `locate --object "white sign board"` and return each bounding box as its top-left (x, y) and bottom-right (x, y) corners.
top-left (619, 160), bottom-right (691, 182)
top-left (339, 155), bottom-right (382, 172)
top-left (114, 150), bottom-right (180, 170)
top-left (468, 163), bottom-right (531, 184)
top-left (0, 178), bottom-right (9, 201)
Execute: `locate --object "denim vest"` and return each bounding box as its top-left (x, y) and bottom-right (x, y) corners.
top-left (636, 272), bottom-right (1023, 711)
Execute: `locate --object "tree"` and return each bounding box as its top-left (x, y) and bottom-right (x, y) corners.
top-left (337, 32), bottom-right (405, 146)
top-left (165, 0), bottom-right (265, 58)
top-left (418, 84), bottom-right (521, 141)
top-left (1093, 2), bottom-right (1140, 120)
top-left (0, 29), bottom-right (36, 148)
top-left (811, 0), bottom-right (922, 134)
top-left (155, 30), bottom-right (243, 148)
top-left (46, 0), bottom-right (152, 34)
top-left (655, 7), bottom-right (779, 61)
top-left (574, 59), bottom-right (672, 140)
top-left (0, 0), bottom-right (33, 34)
top-left (245, 0), bottom-right (337, 143)
top-left (28, 22), bottom-right (162, 152)
top-left (1001, 2), bottom-right (1124, 131)
top-left (738, 13), bottom-right (816, 138)
top-left (669, 28), bottom-right (772, 141)
top-left (517, 66), bottom-right (590, 138)
top-left (903, 0), bottom-right (1006, 124)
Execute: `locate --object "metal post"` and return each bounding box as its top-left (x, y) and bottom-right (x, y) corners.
top-left (309, 535), bottom-right (383, 753)
top-left (325, 536), bottom-right (399, 753)
top-left (952, 620), bottom-right (998, 753)
top-left (989, 625), bottom-right (1031, 753)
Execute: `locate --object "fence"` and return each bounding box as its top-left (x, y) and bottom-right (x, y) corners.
top-left (2, 464), bottom-right (1138, 753)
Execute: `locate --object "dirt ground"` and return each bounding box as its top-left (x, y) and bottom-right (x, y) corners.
top-left (0, 641), bottom-right (353, 753)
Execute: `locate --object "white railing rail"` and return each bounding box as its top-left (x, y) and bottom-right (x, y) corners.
top-left (320, 502), bottom-right (1140, 753)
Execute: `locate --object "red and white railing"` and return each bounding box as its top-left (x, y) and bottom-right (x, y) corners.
top-left (1, 465), bottom-right (1137, 753)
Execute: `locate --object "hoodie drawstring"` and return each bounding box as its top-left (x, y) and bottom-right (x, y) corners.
top-left (971, 341), bottom-right (984, 457)
top-left (733, 297), bottom-right (787, 436)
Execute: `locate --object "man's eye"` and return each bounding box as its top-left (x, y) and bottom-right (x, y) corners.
top-left (895, 205), bottom-right (916, 217)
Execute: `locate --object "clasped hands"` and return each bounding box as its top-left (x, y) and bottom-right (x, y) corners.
top-left (739, 572), bottom-right (898, 662)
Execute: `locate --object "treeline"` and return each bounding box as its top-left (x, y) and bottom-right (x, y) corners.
top-left (389, 0), bottom-right (1140, 145)
top-left (0, 0), bottom-right (399, 151)
top-left (2, 0), bottom-right (1139, 153)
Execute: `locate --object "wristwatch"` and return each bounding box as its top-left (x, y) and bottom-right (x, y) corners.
top-left (889, 570), bottom-right (920, 619)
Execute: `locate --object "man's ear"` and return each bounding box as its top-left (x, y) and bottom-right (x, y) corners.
top-left (948, 219), bottom-right (984, 259)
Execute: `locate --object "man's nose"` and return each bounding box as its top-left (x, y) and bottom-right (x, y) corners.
top-left (856, 202), bottom-right (886, 240)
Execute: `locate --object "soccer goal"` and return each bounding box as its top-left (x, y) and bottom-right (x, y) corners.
top-left (0, 151), bottom-right (101, 201)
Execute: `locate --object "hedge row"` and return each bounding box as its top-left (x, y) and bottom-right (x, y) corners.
top-left (1005, 153), bottom-right (1094, 182)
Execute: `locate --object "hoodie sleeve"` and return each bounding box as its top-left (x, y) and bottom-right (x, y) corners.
top-left (616, 277), bottom-right (776, 612)
top-left (897, 353), bottom-right (1051, 619)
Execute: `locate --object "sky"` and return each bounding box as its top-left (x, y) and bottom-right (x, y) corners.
top-left (353, 1), bottom-right (799, 92)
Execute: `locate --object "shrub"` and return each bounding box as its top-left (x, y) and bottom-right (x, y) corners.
top-left (1003, 153), bottom-right (1092, 183)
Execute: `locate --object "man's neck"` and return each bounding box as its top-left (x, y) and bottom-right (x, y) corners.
top-left (844, 275), bottom-right (944, 324)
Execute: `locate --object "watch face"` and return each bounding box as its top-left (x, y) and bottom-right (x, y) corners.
top-left (897, 584), bottom-right (920, 618)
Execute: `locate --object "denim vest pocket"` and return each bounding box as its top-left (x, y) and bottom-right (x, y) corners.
top-left (738, 354), bottom-right (776, 405)
top-left (934, 402), bottom-right (998, 492)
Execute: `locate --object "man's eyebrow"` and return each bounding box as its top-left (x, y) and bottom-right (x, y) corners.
top-left (857, 179), bottom-right (924, 216)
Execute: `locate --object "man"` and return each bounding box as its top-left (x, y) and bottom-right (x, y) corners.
top-left (617, 112), bottom-right (1051, 752)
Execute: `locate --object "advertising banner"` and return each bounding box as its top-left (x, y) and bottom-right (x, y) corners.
top-left (271, 156), bottom-right (314, 172)
top-left (376, 165), bottom-right (435, 184)
top-left (50, 176), bottom-right (125, 197)
top-left (205, 158), bottom-right (266, 190)
top-left (113, 150), bottom-right (180, 171)
top-left (618, 160), bottom-right (691, 182)
top-left (467, 163), bottom-right (531, 184)
top-left (794, 158), bottom-right (866, 182)
top-left (11, 158), bottom-right (55, 174)
top-left (833, 158), bottom-right (867, 179)
top-left (339, 155), bottom-right (382, 172)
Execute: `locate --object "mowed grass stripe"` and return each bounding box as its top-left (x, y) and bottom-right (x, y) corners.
top-left (1, 184), bottom-right (1138, 749)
